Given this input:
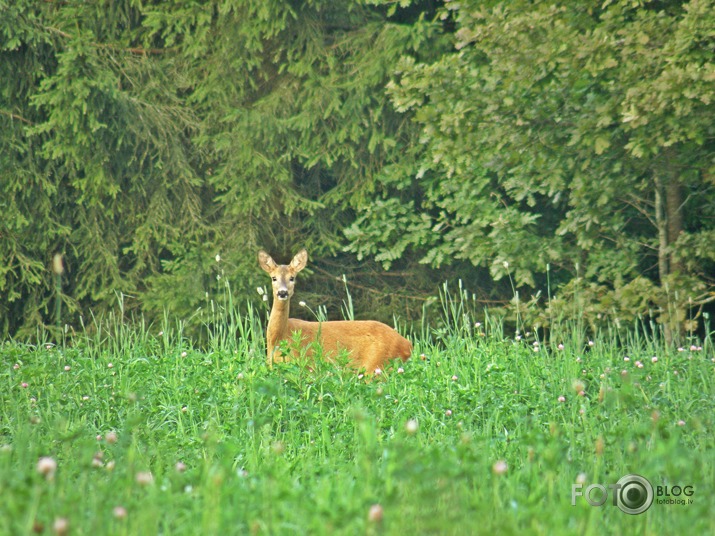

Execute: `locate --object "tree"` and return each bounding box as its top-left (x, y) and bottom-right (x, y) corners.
top-left (346, 0), bottom-right (715, 339)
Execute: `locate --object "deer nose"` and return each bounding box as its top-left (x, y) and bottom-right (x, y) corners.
top-left (277, 289), bottom-right (289, 300)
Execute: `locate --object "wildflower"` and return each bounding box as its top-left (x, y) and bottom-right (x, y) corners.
top-left (135, 471), bottom-right (154, 486)
top-left (677, 420), bottom-right (686, 427)
top-left (368, 504), bottom-right (384, 523)
top-left (635, 361), bottom-right (644, 369)
top-left (181, 351), bottom-right (187, 358)
top-left (595, 436), bottom-right (605, 456)
top-left (673, 370), bottom-right (678, 376)
top-left (105, 431), bottom-right (118, 444)
top-left (237, 372), bottom-right (244, 380)
top-left (623, 356), bottom-right (630, 362)
top-left (492, 460), bottom-right (508, 475)
top-left (21, 382), bottom-right (28, 388)
top-left (64, 365), bottom-right (70, 371)
top-left (96, 435), bottom-right (102, 441)
top-left (576, 473), bottom-right (588, 485)
top-left (445, 409), bottom-right (452, 417)
top-left (256, 286), bottom-right (264, 296)
top-left (262, 294), bottom-right (268, 302)
top-left (374, 368), bottom-right (382, 376)
top-left (13, 363), bottom-right (20, 370)
top-left (571, 380), bottom-right (585, 394)
top-left (475, 322), bottom-right (482, 328)
top-left (397, 367), bottom-right (404, 374)
top-left (299, 301), bottom-right (306, 307)
top-left (588, 340), bottom-right (594, 347)
top-left (215, 254), bottom-right (221, 263)
top-left (105, 460), bottom-right (115, 471)
top-left (651, 356), bottom-right (658, 363)
top-left (37, 457), bottom-right (57, 480)
top-left (107, 363), bottom-right (113, 369)
top-left (557, 344), bottom-right (564, 350)
top-left (558, 396), bottom-right (566, 403)
top-left (181, 406), bottom-right (188, 413)
top-left (405, 419), bottom-right (419, 435)
top-left (113, 506), bottom-right (127, 520)
top-left (419, 353), bottom-right (427, 360)
top-left (83, 396), bottom-right (89, 401)
top-left (503, 261), bottom-right (509, 269)
top-left (53, 517), bottom-right (69, 536)
top-left (175, 461), bottom-right (187, 473)
top-left (451, 375), bottom-right (458, 382)
top-left (651, 410), bottom-right (660, 423)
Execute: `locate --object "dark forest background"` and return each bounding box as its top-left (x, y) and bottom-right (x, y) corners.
top-left (1, 0), bottom-right (713, 341)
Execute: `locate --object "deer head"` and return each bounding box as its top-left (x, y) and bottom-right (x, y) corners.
top-left (258, 249), bottom-right (308, 301)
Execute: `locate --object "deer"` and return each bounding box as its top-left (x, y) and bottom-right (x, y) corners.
top-left (258, 249), bottom-right (412, 373)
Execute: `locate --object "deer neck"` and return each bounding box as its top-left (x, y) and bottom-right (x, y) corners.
top-left (266, 297), bottom-right (290, 354)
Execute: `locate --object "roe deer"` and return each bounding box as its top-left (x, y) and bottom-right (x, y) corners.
top-left (258, 249), bottom-right (412, 372)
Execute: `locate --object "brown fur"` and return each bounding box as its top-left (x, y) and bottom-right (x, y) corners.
top-left (258, 249), bottom-right (412, 372)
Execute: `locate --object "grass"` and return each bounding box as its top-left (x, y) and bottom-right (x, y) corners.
top-left (1, 293), bottom-right (714, 535)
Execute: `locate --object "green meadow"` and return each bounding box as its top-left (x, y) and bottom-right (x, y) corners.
top-left (1, 297), bottom-right (713, 535)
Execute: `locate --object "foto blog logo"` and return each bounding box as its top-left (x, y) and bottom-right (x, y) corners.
top-left (572, 474), bottom-right (654, 515)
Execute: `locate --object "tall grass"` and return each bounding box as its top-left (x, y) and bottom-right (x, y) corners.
top-left (0, 282), bottom-right (713, 535)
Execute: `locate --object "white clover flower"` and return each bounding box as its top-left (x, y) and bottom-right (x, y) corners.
top-left (299, 301), bottom-right (306, 307)
top-left (37, 457), bottom-right (57, 479)
top-left (215, 254), bottom-right (221, 263)
top-left (405, 419), bottom-right (419, 435)
top-left (492, 460), bottom-right (508, 475)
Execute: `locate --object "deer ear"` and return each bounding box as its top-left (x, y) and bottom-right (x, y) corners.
top-left (290, 249), bottom-right (308, 272)
top-left (258, 250), bottom-right (277, 273)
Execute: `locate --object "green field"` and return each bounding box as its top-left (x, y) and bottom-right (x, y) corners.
top-left (1, 305), bottom-right (713, 535)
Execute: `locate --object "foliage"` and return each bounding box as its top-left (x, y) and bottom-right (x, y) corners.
top-left (345, 0), bottom-right (715, 333)
top-left (1, 0), bottom-right (714, 340)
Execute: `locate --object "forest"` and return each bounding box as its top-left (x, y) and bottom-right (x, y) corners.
top-left (1, 0), bottom-right (714, 341)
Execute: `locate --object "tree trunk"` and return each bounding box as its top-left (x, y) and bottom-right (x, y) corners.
top-left (654, 168), bottom-right (685, 347)
top-left (665, 177), bottom-right (684, 273)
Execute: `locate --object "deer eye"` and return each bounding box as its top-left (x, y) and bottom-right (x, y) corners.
top-left (289, 277), bottom-right (295, 282)
top-left (272, 277), bottom-right (277, 282)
